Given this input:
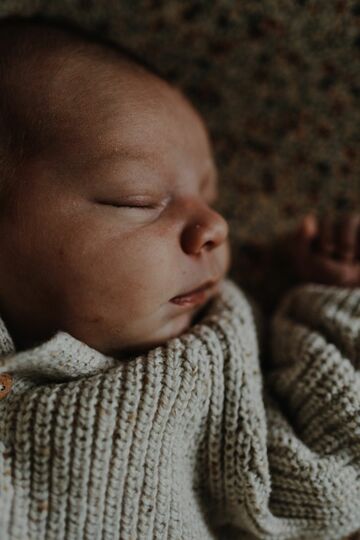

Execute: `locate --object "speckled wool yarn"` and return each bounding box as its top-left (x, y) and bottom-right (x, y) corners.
top-left (0, 278), bottom-right (359, 539)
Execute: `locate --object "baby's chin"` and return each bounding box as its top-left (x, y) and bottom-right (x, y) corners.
top-left (112, 297), bottom-right (215, 360)
top-left (190, 295), bottom-right (216, 326)
top-left (163, 294), bottom-right (215, 340)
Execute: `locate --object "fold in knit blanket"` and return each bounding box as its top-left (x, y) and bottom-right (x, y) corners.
top-left (0, 278), bottom-right (359, 539)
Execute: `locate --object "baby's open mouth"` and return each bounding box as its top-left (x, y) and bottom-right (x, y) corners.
top-left (170, 279), bottom-right (219, 307)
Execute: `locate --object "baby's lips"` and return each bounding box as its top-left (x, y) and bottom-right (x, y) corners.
top-left (170, 279), bottom-right (220, 307)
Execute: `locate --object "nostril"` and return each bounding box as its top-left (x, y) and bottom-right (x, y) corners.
top-left (204, 240), bottom-right (215, 251)
top-left (182, 214), bottom-right (228, 255)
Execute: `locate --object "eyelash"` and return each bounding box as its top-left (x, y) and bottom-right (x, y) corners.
top-left (96, 194), bottom-right (217, 210)
top-left (117, 204), bottom-right (155, 209)
top-left (97, 200), bottom-right (156, 209)
top-left (107, 202), bottom-right (216, 210)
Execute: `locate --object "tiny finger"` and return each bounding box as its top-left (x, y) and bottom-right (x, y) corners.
top-left (318, 214), bottom-right (335, 256)
top-left (293, 214), bottom-right (318, 258)
top-left (308, 254), bottom-right (360, 287)
top-left (334, 213), bottom-right (360, 262)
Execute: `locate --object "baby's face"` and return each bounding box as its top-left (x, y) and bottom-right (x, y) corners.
top-left (0, 55), bottom-right (230, 357)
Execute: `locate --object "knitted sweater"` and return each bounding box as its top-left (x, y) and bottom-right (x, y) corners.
top-left (0, 277), bottom-right (359, 539)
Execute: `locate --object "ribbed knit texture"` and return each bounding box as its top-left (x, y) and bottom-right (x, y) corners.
top-left (0, 277), bottom-right (359, 539)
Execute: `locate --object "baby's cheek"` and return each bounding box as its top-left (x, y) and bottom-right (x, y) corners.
top-left (58, 228), bottom-right (178, 319)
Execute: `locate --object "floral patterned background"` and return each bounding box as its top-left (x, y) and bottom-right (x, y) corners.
top-left (0, 0), bottom-right (359, 310)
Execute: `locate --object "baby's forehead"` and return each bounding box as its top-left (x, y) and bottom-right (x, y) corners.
top-left (0, 19), bottom-right (215, 199)
top-left (44, 62), bottom-right (212, 174)
top-left (0, 19), bottom-right (163, 150)
top-left (43, 49), bottom-right (201, 153)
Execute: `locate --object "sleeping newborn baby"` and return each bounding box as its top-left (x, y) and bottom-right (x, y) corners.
top-left (0, 17), bottom-right (359, 358)
top-left (0, 17), bottom-right (359, 540)
top-left (0, 16), bottom-right (232, 359)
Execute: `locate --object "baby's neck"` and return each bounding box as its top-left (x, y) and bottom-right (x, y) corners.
top-left (0, 311), bottom-right (56, 352)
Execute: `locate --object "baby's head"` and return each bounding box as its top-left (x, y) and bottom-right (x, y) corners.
top-left (0, 18), bottom-right (230, 358)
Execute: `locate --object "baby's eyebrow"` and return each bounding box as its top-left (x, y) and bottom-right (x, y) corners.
top-left (90, 148), bottom-right (218, 180)
top-left (85, 147), bottom-right (151, 166)
top-left (83, 147), bottom-right (218, 190)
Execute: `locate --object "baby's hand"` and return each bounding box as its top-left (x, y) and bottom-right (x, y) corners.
top-left (288, 212), bottom-right (360, 287)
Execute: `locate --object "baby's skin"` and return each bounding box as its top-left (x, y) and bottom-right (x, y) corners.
top-left (284, 212), bottom-right (360, 287)
top-left (255, 212), bottom-right (360, 317)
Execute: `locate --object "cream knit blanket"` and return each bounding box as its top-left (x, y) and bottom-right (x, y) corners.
top-left (0, 278), bottom-right (359, 539)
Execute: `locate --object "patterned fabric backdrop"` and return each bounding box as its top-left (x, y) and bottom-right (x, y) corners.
top-left (0, 0), bottom-right (359, 310)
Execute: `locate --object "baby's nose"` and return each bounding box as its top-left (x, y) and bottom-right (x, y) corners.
top-left (181, 209), bottom-right (229, 255)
